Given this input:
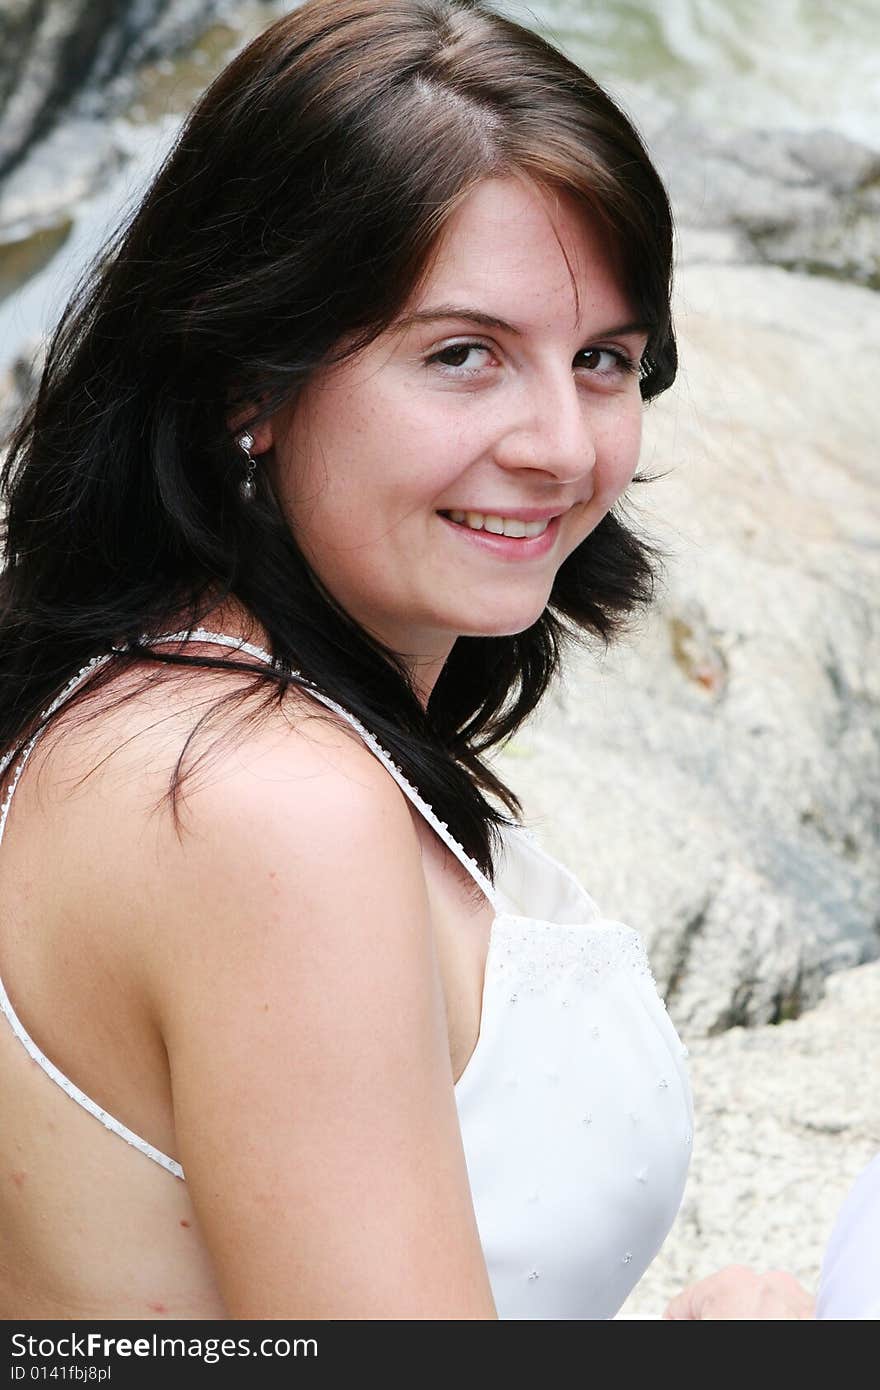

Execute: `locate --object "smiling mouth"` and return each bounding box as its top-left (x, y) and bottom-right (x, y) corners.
top-left (437, 510), bottom-right (551, 538)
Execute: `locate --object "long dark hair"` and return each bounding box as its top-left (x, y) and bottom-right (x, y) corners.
top-left (0, 0), bottom-right (677, 881)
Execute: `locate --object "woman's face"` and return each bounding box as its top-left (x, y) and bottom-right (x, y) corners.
top-left (263, 176), bottom-right (649, 692)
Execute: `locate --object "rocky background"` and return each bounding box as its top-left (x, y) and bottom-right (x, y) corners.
top-left (0, 0), bottom-right (878, 1318)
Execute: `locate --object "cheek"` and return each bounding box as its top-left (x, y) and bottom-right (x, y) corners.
top-left (597, 407), bottom-right (643, 501)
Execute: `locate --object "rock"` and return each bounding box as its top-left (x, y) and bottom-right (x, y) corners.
top-left (0, 1), bottom-right (283, 243)
top-left (0, 117), bottom-right (124, 244)
top-left (0, 1), bottom-right (232, 186)
top-left (492, 258), bottom-right (880, 1036)
top-left (0, 0), bottom-right (130, 180)
top-left (790, 129), bottom-right (880, 196)
top-left (0, 219), bottom-right (73, 301)
top-left (651, 120), bottom-right (880, 288)
top-left (619, 959), bottom-right (880, 1317)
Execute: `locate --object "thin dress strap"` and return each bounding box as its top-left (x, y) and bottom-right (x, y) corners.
top-left (153, 629), bottom-right (505, 916)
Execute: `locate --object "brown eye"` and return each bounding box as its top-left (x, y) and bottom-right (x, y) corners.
top-left (436, 345), bottom-right (474, 367)
top-left (575, 348), bottom-right (638, 377)
top-left (427, 343), bottom-right (493, 375)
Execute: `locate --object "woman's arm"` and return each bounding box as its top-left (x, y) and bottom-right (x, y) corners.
top-left (141, 713), bottom-right (497, 1319)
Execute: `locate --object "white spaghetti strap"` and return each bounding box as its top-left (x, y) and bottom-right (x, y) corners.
top-left (290, 687), bottom-right (506, 914)
top-left (0, 975), bottom-right (185, 1180)
top-left (148, 627), bottom-right (277, 666)
top-left (149, 629), bottom-right (507, 915)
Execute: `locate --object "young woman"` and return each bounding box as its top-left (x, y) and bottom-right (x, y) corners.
top-left (0, 0), bottom-right (691, 1319)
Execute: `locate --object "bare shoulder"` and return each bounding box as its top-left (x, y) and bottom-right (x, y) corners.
top-left (127, 654), bottom-right (430, 1006)
top-left (34, 645), bottom-right (391, 838)
top-left (139, 660), bottom-right (425, 928)
top-left (30, 651), bottom-right (420, 1003)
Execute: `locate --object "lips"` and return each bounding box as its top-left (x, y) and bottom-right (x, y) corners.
top-left (437, 508), bottom-right (562, 559)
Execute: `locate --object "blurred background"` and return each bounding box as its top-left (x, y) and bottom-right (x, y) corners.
top-left (0, 0), bottom-right (878, 1314)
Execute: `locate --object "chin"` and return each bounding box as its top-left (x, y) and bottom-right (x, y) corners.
top-left (456, 605), bottom-right (549, 640)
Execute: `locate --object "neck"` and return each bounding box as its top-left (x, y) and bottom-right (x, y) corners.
top-left (187, 593), bottom-right (455, 712)
top-left (407, 655), bottom-right (447, 710)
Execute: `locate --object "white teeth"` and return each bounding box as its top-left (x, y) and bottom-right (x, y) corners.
top-left (442, 510), bottom-right (551, 538)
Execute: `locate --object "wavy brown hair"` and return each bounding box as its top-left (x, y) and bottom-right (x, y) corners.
top-left (0, 0), bottom-right (677, 880)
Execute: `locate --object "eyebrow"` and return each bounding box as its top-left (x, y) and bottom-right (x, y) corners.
top-left (396, 304), bottom-right (653, 338)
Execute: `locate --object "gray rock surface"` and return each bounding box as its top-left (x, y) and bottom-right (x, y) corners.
top-left (0, 0), bottom-right (233, 238)
top-left (491, 259), bottom-right (880, 1036)
top-left (620, 960), bottom-right (880, 1317)
top-left (0, 117), bottom-right (125, 244)
top-left (650, 120), bottom-right (880, 288)
top-left (0, 0), bottom-right (154, 180)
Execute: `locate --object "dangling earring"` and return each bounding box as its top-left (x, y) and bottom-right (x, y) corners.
top-left (236, 431), bottom-right (257, 502)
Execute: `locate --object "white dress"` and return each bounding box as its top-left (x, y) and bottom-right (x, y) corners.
top-left (0, 630), bottom-right (693, 1319)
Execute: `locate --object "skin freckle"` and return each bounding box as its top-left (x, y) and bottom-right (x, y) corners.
top-left (10, 1170), bottom-right (26, 1188)
top-left (179, 1218), bottom-right (191, 1228)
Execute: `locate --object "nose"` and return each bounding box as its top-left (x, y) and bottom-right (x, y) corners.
top-left (492, 370), bottom-right (596, 484)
